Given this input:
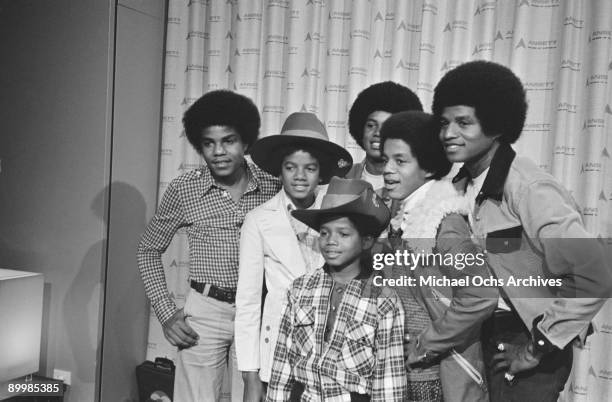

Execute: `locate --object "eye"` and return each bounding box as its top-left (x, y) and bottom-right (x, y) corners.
top-left (439, 118), bottom-right (449, 127)
top-left (224, 137), bottom-right (236, 144)
top-left (396, 158), bottom-right (406, 166)
top-left (202, 141), bottom-right (213, 148)
top-left (307, 166), bottom-right (317, 173)
top-left (319, 229), bottom-right (329, 237)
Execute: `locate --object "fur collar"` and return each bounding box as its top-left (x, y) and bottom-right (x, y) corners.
top-left (392, 180), bottom-right (470, 252)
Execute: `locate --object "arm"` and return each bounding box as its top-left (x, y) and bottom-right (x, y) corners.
top-left (136, 181), bottom-right (198, 347)
top-left (266, 289), bottom-right (296, 402)
top-left (137, 181), bottom-right (185, 324)
top-left (518, 179), bottom-right (612, 349)
top-left (235, 212), bottom-right (266, 400)
top-left (371, 294), bottom-right (407, 402)
top-left (413, 214), bottom-right (498, 360)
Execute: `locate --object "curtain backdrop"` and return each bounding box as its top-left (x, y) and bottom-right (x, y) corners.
top-left (147, 1), bottom-right (612, 400)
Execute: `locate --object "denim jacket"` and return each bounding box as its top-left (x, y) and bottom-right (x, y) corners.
top-left (453, 143), bottom-right (612, 349)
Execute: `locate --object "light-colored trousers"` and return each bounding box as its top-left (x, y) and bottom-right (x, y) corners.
top-left (174, 289), bottom-right (244, 402)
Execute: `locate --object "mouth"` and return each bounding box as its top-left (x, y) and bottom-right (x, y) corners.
top-left (323, 250), bottom-right (341, 259)
top-left (443, 143), bottom-right (463, 152)
top-left (384, 178), bottom-right (400, 190)
top-left (212, 160), bottom-right (231, 168)
top-left (370, 140), bottom-right (380, 150)
top-left (291, 184), bottom-right (309, 191)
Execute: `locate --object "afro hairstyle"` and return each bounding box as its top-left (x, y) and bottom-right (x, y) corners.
top-left (432, 60), bottom-right (528, 144)
top-left (182, 90), bottom-right (260, 154)
top-left (348, 81), bottom-right (423, 148)
top-left (380, 111), bottom-right (452, 180)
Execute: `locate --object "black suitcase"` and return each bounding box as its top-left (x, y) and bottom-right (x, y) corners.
top-left (136, 357), bottom-right (175, 402)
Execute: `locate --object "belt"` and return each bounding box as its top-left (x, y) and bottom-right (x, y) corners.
top-left (190, 280), bottom-right (236, 304)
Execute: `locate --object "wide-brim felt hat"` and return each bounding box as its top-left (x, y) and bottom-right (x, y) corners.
top-left (250, 112), bottom-right (353, 184)
top-left (292, 177), bottom-right (391, 236)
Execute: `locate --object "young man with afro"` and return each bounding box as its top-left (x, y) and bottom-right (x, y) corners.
top-left (346, 81), bottom-right (423, 195)
top-left (432, 60), bottom-right (612, 402)
top-left (137, 90), bottom-right (280, 402)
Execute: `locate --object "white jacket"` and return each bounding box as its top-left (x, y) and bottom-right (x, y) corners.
top-left (235, 190), bottom-right (324, 381)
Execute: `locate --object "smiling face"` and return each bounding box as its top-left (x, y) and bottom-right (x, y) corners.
top-left (439, 105), bottom-right (499, 176)
top-left (318, 216), bottom-right (372, 271)
top-left (200, 125), bottom-right (248, 183)
top-left (382, 138), bottom-right (429, 201)
top-left (280, 150), bottom-right (320, 209)
top-left (362, 110), bottom-right (392, 162)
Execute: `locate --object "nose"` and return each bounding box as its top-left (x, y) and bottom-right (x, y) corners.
top-left (440, 123), bottom-right (457, 141)
top-left (325, 232), bottom-right (339, 245)
top-left (213, 142), bottom-right (226, 155)
top-left (383, 159), bottom-right (395, 174)
top-left (294, 167), bottom-right (306, 180)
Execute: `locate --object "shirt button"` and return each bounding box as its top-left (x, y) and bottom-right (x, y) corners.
top-left (538, 340), bottom-right (545, 346)
top-left (266, 325), bottom-right (270, 331)
top-left (475, 216), bottom-right (480, 221)
top-left (336, 288), bottom-right (343, 293)
top-left (504, 240), bottom-right (509, 246)
top-left (264, 338), bottom-right (269, 343)
top-left (331, 306), bottom-right (336, 311)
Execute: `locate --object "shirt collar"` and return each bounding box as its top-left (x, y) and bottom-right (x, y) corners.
top-left (452, 142), bottom-right (516, 204)
top-left (197, 160), bottom-right (261, 198)
top-left (322, 256), bottom-right (374, 281)
top-left (402, 180), bottom-right (434, 213)
top-left (281, 187), bottom-right (321, 212)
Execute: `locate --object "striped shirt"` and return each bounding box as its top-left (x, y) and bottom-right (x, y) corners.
top-left (266, 267), bottom-right (407, 402)
top-left (137, 162), bottom-right (280, 325)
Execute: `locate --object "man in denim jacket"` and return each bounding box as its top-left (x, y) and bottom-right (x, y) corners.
top-left (432, 60), bottom-right (612, 402)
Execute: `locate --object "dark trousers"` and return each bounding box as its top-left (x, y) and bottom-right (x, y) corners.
top-left (481, 310), bottom-right (572, 402)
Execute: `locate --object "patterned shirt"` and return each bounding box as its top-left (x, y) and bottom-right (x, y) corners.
top-left (266, 267), bottom-right (407, 402)
top-left (137, 162), bottom-right (280, 325)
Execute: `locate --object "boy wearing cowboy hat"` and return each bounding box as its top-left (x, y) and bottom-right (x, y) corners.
top-left (266, 177), bottom-right (407, 402)
top-left (235, 113), bottom-right (352, 401)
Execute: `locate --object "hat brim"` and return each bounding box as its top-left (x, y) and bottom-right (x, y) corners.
top-left (292, 197), bottom-right (388, 236)
top-left (249, 136), bottom-right (352, 184)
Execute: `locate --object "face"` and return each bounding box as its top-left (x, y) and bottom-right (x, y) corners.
top-left (281, 150), bottom-right (320, 208)
top-left (382, 139), bottom-right (429, 200)
top-left (439, 105), bottom-right (498, 165)
top-left (200, 125), bottom-right (248, 181)
top-left (362, 110), bottom-right (392, 161)
top-left (318, 217), bottom-right (372, 269)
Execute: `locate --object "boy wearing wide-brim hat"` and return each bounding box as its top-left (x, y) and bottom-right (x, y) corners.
top-left (266, 177), bottom-right (407, 402)
top-left (235, 113), bottom-right (352, 401)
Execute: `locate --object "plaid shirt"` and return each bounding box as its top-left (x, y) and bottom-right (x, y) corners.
top-left (137, 161), bottom-right (280, 325)
top-left (266, 267), bottom-right (407, 402)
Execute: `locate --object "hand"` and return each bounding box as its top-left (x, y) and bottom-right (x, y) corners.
top-left (242, 371), bottom-right (264, 402)
top-left (492, 341), bottom-right (542, 375)
top-left (162, 309), bottom-right (199, 349)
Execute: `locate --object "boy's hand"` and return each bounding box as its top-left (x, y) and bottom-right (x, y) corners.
top-left (242, 372), bottom-right (265, 402)
top-left (162, 309), bottom-right (199, 348)
top-left (492, 341), bottom-right (542, 375)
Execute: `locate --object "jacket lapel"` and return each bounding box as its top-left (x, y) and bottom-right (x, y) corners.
top-left (259, 192), bottom-right (308, 276)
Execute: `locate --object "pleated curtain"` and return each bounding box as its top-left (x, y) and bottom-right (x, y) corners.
top-left (149, 1), bottom-right (612, 400)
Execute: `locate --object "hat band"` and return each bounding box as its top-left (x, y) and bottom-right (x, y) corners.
top-left (320, 194), bottom-right (360, 209)
top-left (281, 129), bottom-right (328, 141)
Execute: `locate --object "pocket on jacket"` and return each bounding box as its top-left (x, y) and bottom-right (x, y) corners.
top-left (292, 305), bottom-right (315, 356)
top-left (486, 225), bottom-right (522, 254)
top-left (339, 319), bottom-right (376, 377)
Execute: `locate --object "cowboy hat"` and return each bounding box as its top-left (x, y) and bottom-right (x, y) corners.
top-left (249, 112), bottom-right (353, 183)
top-left (292, 177), bottom-right (390, 236)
